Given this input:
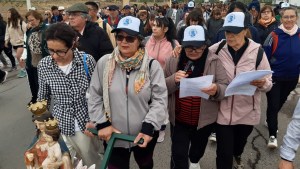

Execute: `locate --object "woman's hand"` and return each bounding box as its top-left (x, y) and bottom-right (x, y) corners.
top-left (175, 70), bottom-right (188, 83)
top-left (134, 133), bottom-right (152, 148)
top-left (172, 45), bottom-right (182, 58)
top-left (84, 122), bottom-right (96, 137)
top-left (250, 78), bottom-right (266, 88)
top-left (98, 126), bottom-right (121, 142)
top-left (26, 153), bottom-right (34, 162)
top-left (278, 159), bottom-right (294, 169)
top-left (201, 83), bottom-right (218, 96)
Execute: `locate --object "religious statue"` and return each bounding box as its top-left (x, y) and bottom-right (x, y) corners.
top-left (25, 100), bottom-right (72, 169)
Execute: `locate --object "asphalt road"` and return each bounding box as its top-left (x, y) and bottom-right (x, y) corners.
top-left (0, 69), bottom-right (300, 169)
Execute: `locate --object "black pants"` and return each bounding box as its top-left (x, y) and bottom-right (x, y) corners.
top-left (26, 66), bottom-right (39, 102)
top-left (0, 44), bottom-right (16, 67)
top-left (171, 122), bottom-right (215, 169)
top-left (216, 124), bottom-right (253, 169)
top-left (106, 131), bottom-right (159, 169)
top-left (0, 68), bottom-right (5, 79)
top-left (266, 78), bottom-right (298, 137)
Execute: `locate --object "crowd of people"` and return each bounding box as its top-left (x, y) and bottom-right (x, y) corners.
top-left (0, 0), bottom-right (300, 169)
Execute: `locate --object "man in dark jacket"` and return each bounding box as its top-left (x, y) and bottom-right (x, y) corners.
top-left (67, 3), bottom-right (114, 61)
top-left (50, 6), bottom-right (63, 23)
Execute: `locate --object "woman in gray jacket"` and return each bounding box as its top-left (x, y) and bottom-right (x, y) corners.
top-left (88, 16), bottom-right (168, 169)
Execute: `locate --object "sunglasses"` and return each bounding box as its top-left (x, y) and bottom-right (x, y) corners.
top-left (185, 46), bottom-right (206, 53)
top-left (116, 34), bottom-right (137, 43)
top-left (45, 14), bottom-right (49, 16)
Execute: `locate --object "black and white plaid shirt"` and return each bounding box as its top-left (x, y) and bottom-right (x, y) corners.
top-left (37, 49), bottom-right (96, 136)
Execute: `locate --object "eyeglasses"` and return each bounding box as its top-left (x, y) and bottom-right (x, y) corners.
top-left (282, 15), bottom-right (296, 20)
top-left (185, 46), bottom-right (206, 53)
top-left (47, 47), bottom-right (71, 57)
top-left (116, 34), bottom-right (137, 43)
top-left (44, 14), bottom-right (49, 16)
top-left (261, 11), bottom-right (271, 14)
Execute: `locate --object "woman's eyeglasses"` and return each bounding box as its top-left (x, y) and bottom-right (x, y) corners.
top-left (185, 46), bottom-right (206, 53)
top-left (116, 34), bottom-right (137, 43)
top-left (282, 15), bottom-right (296, 20)
top-left (46, 47), bottom-right (71, 57)
top-left (261, 11), bottom-right (271, 15)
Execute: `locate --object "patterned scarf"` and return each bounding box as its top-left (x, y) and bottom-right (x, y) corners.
top-left (103, 47), bottom-right (149, 121)
top-left (258, 17), bottom-right (276, 28)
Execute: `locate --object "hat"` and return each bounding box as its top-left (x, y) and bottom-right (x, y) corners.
top-left (66, 3), bottom-right (88, 13)
top-left (172, 0), bottom-right (178, 4)
top-left (182, 25), bottom-right (207, 47)
top-left (111, 16), bottom-right (144, 37)
top-left (58, 6), bottom-right (65, 11)
top-left (108, 5), bottom-right (119, 11)
top-left (281, 2), bottom-right (290, 8)
top-left (221, 12), bottom-right (248, 34)
top-left (29, 7), bottom-right (36, 11)
top-left (188, 1), bottom-right (195, 8)
top-left (123, 5), bottom-right (131, 10)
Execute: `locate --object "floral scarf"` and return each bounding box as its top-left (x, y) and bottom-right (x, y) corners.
top-left (103, 47), bottom-right (149, 121)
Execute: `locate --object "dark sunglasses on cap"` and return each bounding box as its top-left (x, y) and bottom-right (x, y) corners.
top-left (116, 34), bottom-right (137, 43)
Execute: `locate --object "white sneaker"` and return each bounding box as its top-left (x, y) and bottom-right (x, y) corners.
top-left (268, 136), bottom-right (278, 148)
top-left (189, 162), bottom-right (201, 169)
top-left (209, 133), bottom-right (217, 142)
top-left (157, 130), bottom-right (165, 143)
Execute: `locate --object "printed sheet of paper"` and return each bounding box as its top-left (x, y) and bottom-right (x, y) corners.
top-left (225, 70), bottom-right (273, 96)
top-left (179, 75), bottom-right (213, 99)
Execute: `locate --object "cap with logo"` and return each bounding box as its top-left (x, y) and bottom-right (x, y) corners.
top-left (281, 2), bottom-right (290, 8)
top-left (108, 5), bottom-right (119, 11)
top-left (111, 16), bottom-right (144, 37)
top-left (188, 1), bottom-right (195, 9)
top-left (182, 25), bottom-right (207, 47)
top-left (66, 3), bottom-right (88, 13)
top-left (221, 12), bottom-right (248, 34)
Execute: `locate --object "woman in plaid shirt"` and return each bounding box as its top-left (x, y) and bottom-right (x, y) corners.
top-left (37, 23), bottom-right (102, 168)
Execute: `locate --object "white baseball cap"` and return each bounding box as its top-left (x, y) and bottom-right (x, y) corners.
top-left (188, 1), bottom-right (195, 8)
top-left (58, 6), bottom-right (65, 11)
top-left (111, 16), bottom-right (144, 37)
top-left (182, 25), bottom-right (207, 47)
top-left (281, 2), bottom-right (290, 8)
top-left (221, 12), bottom-right (248, 34)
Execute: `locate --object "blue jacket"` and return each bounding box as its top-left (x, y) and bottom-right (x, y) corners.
top-left (263, 28), bottom-right (300, 79)
top-left (280, 98), bottom-right (300, 161)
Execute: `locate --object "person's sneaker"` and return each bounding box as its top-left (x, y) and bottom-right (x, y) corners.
top-left (233, 156), bottom-right (244, 169)
top-left (267, 136), bottom-right (278, 148)
top-left (189, 162), bottom-right (201, 169)
top-left (0, 71), bottom-right (8, 83)
top-left (157, 130), bottom-right (165, 143)
top-left (209, 133), bottom-right (217, 142)
top-left (17, 69), bottom-right (27, 78)
top-left (8, 66), bottom-right (17, 72)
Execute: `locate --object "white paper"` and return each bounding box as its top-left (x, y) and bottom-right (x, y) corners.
top-left (225, 70), bottom-right (273, 96)
top-left (179, 75), bottom-right (213, 99)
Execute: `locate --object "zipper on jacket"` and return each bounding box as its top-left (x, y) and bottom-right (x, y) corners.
top-left (252, 96), bottom-right (255, 110)
top-left (126, 70), bottom-right (131, 149)
top-left (229, 68), bottom-right (237, 125)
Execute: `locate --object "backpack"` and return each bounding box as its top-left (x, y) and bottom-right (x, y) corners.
top-left (102, 21), bottom-right (107, 32)
top-left (270, 31), bottom-right (300, 55)
top-left (215, 40), bottom-right (263, 69)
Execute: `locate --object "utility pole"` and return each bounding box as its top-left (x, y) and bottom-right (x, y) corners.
top-left (26, 0), bottom-right (32, 11)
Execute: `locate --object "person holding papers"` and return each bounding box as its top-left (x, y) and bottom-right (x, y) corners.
top-left (164, 25), bottom-right (228, 169)
top-left (205, 12), bottom-right (273, 169)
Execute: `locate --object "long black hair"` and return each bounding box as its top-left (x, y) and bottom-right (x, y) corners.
top-left (7, 8), bottom-right (23, 29)
top-left (154, 16), bottom-right (176, 44)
